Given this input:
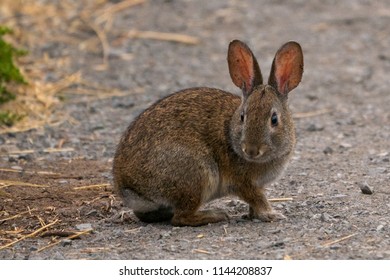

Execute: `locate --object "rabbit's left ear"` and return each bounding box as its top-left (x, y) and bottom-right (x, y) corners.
top-left (228, 40), bottom-right (263, 98)
top-left (268, 42), bottom-right (303, 95)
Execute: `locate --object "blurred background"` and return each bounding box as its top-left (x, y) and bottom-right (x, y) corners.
top-left (1, 0), bottom-right (389, 133)
top-left (0, 0), bottom-right (389, 260)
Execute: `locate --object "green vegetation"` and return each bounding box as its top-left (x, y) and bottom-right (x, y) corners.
top-left (0, 26), bottom-right (27, 126)
top-left (0, 110), bottom-right (24, 126)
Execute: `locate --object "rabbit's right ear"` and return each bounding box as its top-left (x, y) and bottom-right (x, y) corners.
top-left (228, 40), bottom-right (263, 98)
top-left (268, 41), bottom-right (303, 96)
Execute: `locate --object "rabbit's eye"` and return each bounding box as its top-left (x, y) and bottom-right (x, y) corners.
top-left (240, 111), bottom-right (245, 122)
top-left (271, 112), bottom-right (278, 126)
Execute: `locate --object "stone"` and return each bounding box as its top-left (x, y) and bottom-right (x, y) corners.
top-left (358, 182), bottom-right (373, 195)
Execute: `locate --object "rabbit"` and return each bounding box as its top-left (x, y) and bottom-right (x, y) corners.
top-left (113, 39), bottom-right (303, 226)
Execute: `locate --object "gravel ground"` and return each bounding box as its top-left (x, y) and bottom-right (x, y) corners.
top-left (0, 0), bottom-right (389, 259)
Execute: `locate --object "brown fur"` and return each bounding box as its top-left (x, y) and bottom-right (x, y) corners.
top-left (113, 40), bottom-right (303, 226)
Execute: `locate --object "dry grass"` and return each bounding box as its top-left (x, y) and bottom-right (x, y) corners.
top-left (0, 0), bottom-right (202, 134)
top-left (0, 208), bottom-right (37, 223)
top-left (321, 233), bottom-right (358, 247)
top-left (73, 183), bottom-right (111, 190)
top-left (0, 1), bottom-right (86, 133)
top-left (0, 0), bottom-right (319, 135)
top-left (0, 180), bottom-right (47, 189)
top-left (0, 219), bottom-right (59, 251)
top-left (37, 228), bottom-right (93, 252)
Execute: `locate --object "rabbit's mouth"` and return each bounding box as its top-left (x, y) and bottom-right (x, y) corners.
top-left (241, 144), bottom-right (272, 162)
top-left (241, 145), bottom-right (290, 164)
top-left (244, 154), bottom-right (270, 163)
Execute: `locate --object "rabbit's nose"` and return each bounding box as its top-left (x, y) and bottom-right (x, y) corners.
top-left (242, 144), bottom-right (262, 158)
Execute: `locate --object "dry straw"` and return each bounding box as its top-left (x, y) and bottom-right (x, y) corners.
top-left (0, 0), bottom-right (201, 134)
top-left (0, 0), bottom-right (326, 135)
top-left (0, 219), bottom-right (59, 251)
top-left (37, 229), bottom-right (92, 252)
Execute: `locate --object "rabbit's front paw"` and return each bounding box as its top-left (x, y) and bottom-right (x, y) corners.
top-left (257, 211), bottom-right (286, 222)
top-left (242, 211), bottom-right (286, 222)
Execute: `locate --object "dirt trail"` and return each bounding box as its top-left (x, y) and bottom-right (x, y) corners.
top-left (1, 0), bottom-right (389, 259)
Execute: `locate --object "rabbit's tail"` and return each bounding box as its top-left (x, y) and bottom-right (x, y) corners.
top-left (134, 205), bottom-right (174, 223)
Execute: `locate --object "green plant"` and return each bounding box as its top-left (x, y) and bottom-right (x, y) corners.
top-left (0, 26), bottom-right (27, 126)
top-left (0, 110), bottom-right (24, 126)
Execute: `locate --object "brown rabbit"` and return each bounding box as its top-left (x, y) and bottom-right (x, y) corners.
top-left (113, 40), bottom-right (303, 226)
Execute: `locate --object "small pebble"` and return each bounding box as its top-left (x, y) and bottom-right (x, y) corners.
top-left (320, 213), bottom-right (336, 222)
top-left (339, 142), bottom-right (352, 149)
top-left (61, 239), bottom-right (72, 247)
top-left (11, 165), bottom-right (23, 170)
top-left (306, 123), bottom-right (324, 132)
top-left (92, 125), bottom-right (105, 131)
top-left (159, 231), bottom-right (171, 239)
top-left (18, 154), bottom-right (34, 161)
top-left (76, 223), bottom-right (93, 231)
top-left (358, 182), bottom-right (373, 195)
top-left (275, 203), bottom-right (285, 210)
top-left (323, 146), bottom-right (333, 155)
top-left (332, 194), bottom-right (348, 199)
top-left (112, 98), bottom-right (135, 109)
top-left (30, 246), bottom-right (38, 252)
top-left (235, 217), bottom-right (247, 223)
top-left (8, 157), bottom-right (17, 163)
top-left (269, 241), bottom-right (285, 248)
top-left (85, 210), bottom-right (98, 217)
top-left (89, 106), bottom-right (97, 113)
top-left (376, 224), bottom-right (384, 231)
top-left (312, 213), bottom-right (321, 220)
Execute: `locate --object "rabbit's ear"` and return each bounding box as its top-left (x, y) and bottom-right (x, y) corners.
top-left (228, 40), bottom-right (263, 98)
top-left (268, 41), bottom-right (303, 95)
